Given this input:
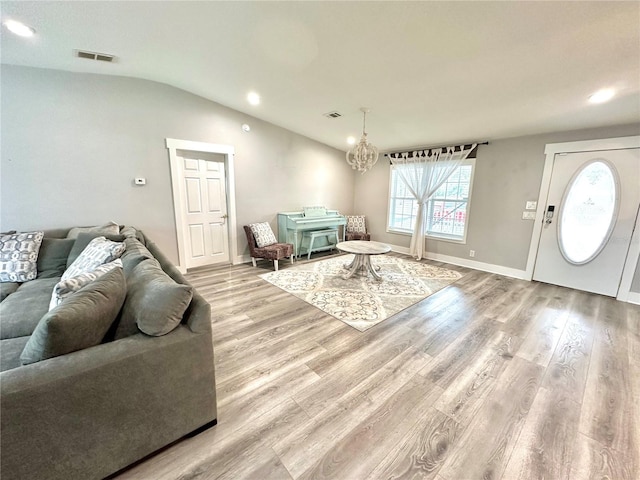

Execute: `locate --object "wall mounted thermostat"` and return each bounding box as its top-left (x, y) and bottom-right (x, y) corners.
top-left (134, 177), bottom-right (146, 185)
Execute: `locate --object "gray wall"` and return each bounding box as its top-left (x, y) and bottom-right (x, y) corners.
top-left (354, 123), bottom-right (640, 290)
top-left (1, 65), bottom-right (354, 264)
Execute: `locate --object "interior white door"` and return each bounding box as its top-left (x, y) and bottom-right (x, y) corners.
top-left (179, 156), bottom-right (230, 268)
top-left (533, 148), bottom-right (640, 296)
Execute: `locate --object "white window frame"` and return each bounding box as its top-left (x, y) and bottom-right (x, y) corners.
top-left (386, 158), bottom-right (476, 244)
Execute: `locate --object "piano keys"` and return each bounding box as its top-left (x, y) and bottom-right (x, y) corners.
top-left (277, 207), bottom-right (347, 258)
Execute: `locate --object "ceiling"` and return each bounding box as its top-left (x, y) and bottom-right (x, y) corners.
top-left (1, 1), bottom-right (638, 152)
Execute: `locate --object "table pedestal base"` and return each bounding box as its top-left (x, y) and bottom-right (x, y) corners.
top-left (343, 254), bottom-right (382, 281)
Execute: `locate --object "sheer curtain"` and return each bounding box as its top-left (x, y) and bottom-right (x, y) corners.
top-left (389, 144), bottom-right (477, 260)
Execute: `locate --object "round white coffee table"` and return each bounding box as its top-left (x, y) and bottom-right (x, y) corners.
top-left (336, 240), bottom-right (391, 281)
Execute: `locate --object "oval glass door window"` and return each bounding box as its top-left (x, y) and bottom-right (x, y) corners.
top-left (558, 160), bottom-right (619, 264)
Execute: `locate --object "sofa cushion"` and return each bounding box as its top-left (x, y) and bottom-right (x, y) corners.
top-left (50, 259), bottom-right (123, 310)
top-left (37, 238), bottom-right (75, 279)
top-left (115, 259), bottom-right (192, 339)
top-left (66, 221), bottom-right (120, 239)
top-left (20, 267), bottom-right (126, 365)
top-left (120, 237), bottom-right (154, 276)
top-left (0, 278), bottom-right (58, 340)
top-left (66, 233), bottom-right (126, 268)
top-left (63, 236), bottom-right (125, 280)
top-left (0, 336), bottom-right (30, 372)
top-left (0, 231), bottom-right (45, 283)
top-left (0, 282), bottom-right (20, 302)
top-left (249, 222), bottom-right (277, 248)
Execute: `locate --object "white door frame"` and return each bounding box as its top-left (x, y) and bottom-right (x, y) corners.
top-left (525, 135), bottom-right (640, 302)
top-left (166, 138), bottom-right (238, 272)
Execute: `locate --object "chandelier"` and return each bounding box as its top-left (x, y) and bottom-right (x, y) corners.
top-left (346, 107), bottom-right (379, 173)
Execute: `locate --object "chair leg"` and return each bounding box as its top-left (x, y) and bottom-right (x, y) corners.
top-left (274, 259), bottom-right (279, 271)
top-left (251, 257), bottom-right (257, 267)
top-left (290, 255), bottom-right (294, 264)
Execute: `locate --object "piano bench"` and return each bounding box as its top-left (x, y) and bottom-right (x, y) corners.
top-left (303, 228), bottom-right (339, 260)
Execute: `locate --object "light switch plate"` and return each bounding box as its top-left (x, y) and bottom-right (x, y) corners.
top-left (522, 211), bottom-right (536, 220)
top-left (525, 201), bottom-right (537, 210)
top-left (134, 177), bottom-right (146, 185)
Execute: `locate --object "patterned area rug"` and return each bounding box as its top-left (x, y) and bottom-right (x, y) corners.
top-left (259, 254), bottom-right (463, 331)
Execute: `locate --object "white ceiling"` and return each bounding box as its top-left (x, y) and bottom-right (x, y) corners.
top-left (1, 1), bottom-right (638, 152)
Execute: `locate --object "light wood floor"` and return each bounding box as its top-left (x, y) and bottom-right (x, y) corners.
top-left (117, 253), bottom-right (639, 480)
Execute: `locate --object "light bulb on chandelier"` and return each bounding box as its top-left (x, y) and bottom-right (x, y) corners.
top-left (346, 107), bottom-right (379, 174)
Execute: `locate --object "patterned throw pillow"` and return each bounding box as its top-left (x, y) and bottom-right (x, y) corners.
top-left (346, 216), bottom-right (367, 234)
top-left (0, 231), bottom-right (45, 283)
top-left (249, 222), bottom-right (278, 248)
top-left (63, 236), bottom-right (125, 280)
top-left (50, 259), bottom-right (123, 310)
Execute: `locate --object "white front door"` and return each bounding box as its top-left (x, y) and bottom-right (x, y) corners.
top-left (533, 148), bottom-right (640, 296)
top-left (178, 155), bottom-right (230, 268)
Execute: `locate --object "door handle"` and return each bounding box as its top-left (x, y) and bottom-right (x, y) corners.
top-left (221, 214), bottom-right (228, 219)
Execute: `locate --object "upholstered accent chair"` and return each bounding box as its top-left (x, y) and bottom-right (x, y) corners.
top-left (345, 215), bottom-right (370, 241)
top-left (243, 225), bottom-right (294, 271)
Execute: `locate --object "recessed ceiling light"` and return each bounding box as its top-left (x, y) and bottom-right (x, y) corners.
top-left (347, 136), bottom-right (356, 145)
top-left (3, 20), bottom-right (36, 37)
top-left (588, 88), bottom-right (615, 104)
top-left (247, 92), bottom-right (260, 106)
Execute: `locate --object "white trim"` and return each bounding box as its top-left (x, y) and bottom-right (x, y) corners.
top-left (543, 136), bottom-right (640, 155)
top-left (617, 203), bottom-right (640, 302)
top-left (165, 138), bottom-right (238, 270)
top-left (524, 153), bottom-right (555, 279)
top-left (526, 136), bottom-right (640, 302)
top-left (166, 138), bottom-right (235, 155)
top-left (627, 292), bottom-right (640, 306)
top-left (387, 243), bottom-right (528, 280)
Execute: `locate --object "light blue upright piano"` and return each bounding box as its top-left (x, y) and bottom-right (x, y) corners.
top-left (277, 207), bottom-right (347, 258)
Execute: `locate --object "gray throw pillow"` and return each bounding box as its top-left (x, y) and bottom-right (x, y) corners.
top-left (20, 267), bottom-right (126, 365)
top-left (0, 231), bottom-right (45, 283)
top-left (120, 237), bottom-right (155, 276)
top-left (66, 221), bottom-right (120, 239)
top-left (37, 238), bottom-right (75, 278)
top-left (117, 259), bottom-right (192, 338)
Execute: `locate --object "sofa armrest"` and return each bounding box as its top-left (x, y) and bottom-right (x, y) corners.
top-left (1, 326), bottom-right (217, 480)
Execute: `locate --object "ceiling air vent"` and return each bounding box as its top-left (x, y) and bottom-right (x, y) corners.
top-left (323, 111), bottom-right (342, 119)
top-left (76, 50), bottom-right (116, 62)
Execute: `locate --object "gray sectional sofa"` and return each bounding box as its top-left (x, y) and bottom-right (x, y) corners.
top-left (0, 226), bottom-right (217, 480)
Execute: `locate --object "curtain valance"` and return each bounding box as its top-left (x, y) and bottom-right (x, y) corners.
top-left (385, 143), bottom-right (482, 161)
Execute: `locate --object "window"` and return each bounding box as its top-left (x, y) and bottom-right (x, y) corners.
top-left (387, 160), bottom-right (475, 242)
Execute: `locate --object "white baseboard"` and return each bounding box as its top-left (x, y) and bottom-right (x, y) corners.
top-left (234, 254), bottom-right (251, 265)
top-left (627, 292), bottom-right (640, 305)
top-left (387, 244), bottom-right (529, 280)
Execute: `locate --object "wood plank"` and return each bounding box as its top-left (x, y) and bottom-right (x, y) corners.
top-left (297, 375), bottom-right (444, 480)
top-left (578, 296), bottom-right (637, 466)
top-left (366, 408), bottom-right (461, 480)
top-left (273, 347), bottom-right (432, 478)
top-left (568, 433), bottom-right (637, 480)
top-left (421, 315), bottom-right (500, 389)
top-left (501, 387), bottom-right (580, 480)
top-left (515, 286), bottom-right (572, 367)
top-left (541, 289), bottom-right (597, 404)
top-left (431, 330), bottom-right (521, 427)
top-left (293, 325), bottom-right (419, 417)
top-left (438, 356), bottom-right (545, 480)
